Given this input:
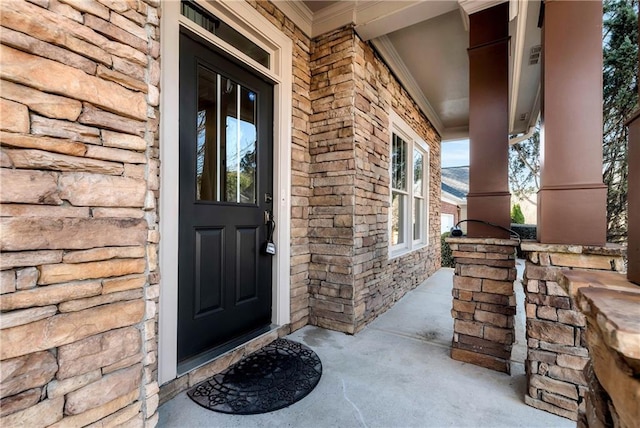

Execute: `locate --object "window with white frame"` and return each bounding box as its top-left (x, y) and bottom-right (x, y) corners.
top-left (389, 113), bottom-right (429, 257)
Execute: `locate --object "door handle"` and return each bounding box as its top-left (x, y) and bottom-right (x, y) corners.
top-left (263, 210), bottom-right (276, 255)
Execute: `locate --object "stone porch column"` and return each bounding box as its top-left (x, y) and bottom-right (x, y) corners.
top-left (538, 1), bottom-right (607, 245)
top-left (572, 273), bottom-right (640, 427)
top-left (520, 243), bottom-right (625, 420)
top-left (448, 238), bottom-right (518, 374)
top-left (466, 3), bottom-right (511, 239)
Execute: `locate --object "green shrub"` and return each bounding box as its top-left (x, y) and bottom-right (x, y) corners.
top-left (511, 223), bottom-right (537, 258)
top-left (511, 204), bottom-right (525, 224)
top-left (441, 232), bottom-right (454, 267)
top-left (510, 223), bottom-right (536, 240)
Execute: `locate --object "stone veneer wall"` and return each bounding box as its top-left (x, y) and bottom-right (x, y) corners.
top-left (352, 36), bottom-right (440, 328)
top-left (249, 0), bottom-right (313, 334)
top-left (520, 242), bottom-right (625, 420)
top-left (1, 0), bottom-right (161, 426)
top-left (307, 27), bottom-right (359, 332)
top-left (307, 26), bottom-right (440, 333)
top-left (448, 238), bottom-right (518, 374)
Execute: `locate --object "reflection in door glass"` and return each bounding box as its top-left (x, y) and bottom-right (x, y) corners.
top-left (196, 66), bottom-right (218, 201)
top-left (196, 66), bottom-right (257, 204)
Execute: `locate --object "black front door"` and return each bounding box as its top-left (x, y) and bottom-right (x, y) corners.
top-left (178, 30), bottom-right (274, 368)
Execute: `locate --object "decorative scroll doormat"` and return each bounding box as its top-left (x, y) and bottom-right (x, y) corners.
top-left (187, 339), bottom-right (322, 415)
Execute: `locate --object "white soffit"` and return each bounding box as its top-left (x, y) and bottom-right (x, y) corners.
top-left (386, 9), bottom-right (469, 133)
top-left (372, 36), bottom-right (445, 137)
top-left (276, 0), bottom-right (355, 38)
top-left (355, 1), bottom-right (458, 41)
top-left (281, 1), bottom-right (458, 39)
top-left (458, 0), bottom-right (506, 16)
top-left (277, 0), bottom-right (541, 140)
top-left (442, 193), bottom-right (466, 205)
top-left (510, 0), bottom-right (542, 134)
top-left (312, 1), bottom-right (356, 37)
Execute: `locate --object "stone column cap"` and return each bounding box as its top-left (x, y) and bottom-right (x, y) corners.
top-left (445, 237), bottom-right (519, 246)
top-left (520, 241), bottom-right (626, 256)
top-left (559, 270), bottom-right (635, 298)
top-left (563, 272), bottom-right (640, 362)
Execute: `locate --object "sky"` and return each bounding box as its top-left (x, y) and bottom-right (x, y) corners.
top-left (441, 139), bottom-right (469, 168)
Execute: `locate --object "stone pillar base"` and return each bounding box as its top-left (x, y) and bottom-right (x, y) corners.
top-left (447, 237), bottom-right (518, 374)
top-left (520, 242), bottom-right (626, 421)
top-left (537, 186), bottom-right (607, 245)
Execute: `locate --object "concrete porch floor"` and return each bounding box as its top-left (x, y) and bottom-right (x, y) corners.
top-left (159, 266), bottom-right (574, 427)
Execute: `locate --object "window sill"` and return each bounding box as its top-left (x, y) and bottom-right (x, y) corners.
top-left (389, 242), bottom-right (429, 260)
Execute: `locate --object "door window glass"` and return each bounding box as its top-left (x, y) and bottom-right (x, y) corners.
top-left (196, 66), bottom-right (257, 204)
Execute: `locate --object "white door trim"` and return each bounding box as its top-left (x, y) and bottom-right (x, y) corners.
top-left (159, 0), bottom-right (292, 384)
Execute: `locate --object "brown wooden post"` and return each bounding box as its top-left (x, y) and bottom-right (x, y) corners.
top-left (625, 12), bottom-right (640, 285)
top-left (466, 3), bottom-right (511, 239)
top-left (537, 0), bottom-right (607, 245)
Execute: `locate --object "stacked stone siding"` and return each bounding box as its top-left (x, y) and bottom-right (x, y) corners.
top-left (249, 0), bottom-right (313, 333)
top-left (448, 238), bottom-right (518, 374)
top-left (307, 27), bottom-right (358, 333)
top-left (353, 36), bottom-right (440, 328)
top-left (307, 26), bottom-right (440, 333)
top-left (306, 27), bottom-right (352, 330)
top-left (0, 0), bottom-right (160, 426)
top-left (520, 242), bottom-right (626, 421)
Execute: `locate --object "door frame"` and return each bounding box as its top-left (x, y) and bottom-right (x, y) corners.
top-left (159, 0), bottom-right (292, 383)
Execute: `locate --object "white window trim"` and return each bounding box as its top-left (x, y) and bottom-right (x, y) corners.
top-left (159, 0), bottom-right (292, 384)
top-left (389, 110), bottom-right (430, 259)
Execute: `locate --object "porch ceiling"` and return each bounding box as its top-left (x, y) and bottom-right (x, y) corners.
top-left (295, 0), bottom-right (542, 141)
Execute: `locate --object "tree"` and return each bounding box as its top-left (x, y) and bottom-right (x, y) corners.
top-left (603, 0), bottom-right (638, 243)
top-left (508, 126), bottom-right (540, 207)
top-left (511, 204), bottom-right (526, 224)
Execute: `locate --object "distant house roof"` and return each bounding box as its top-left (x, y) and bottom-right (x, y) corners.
top-left (441, 166), bottom-right (469, 202)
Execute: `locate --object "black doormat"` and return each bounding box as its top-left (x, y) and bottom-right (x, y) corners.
top-left (187, 339), bottom-right (322, 415)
